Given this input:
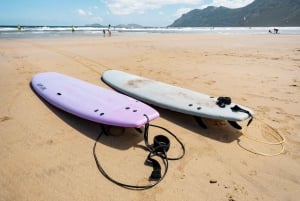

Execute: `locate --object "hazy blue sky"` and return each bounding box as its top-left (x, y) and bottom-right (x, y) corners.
top-left (0, 0), bottom-right (254, 26)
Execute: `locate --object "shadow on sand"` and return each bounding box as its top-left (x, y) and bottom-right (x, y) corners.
top-left (30, 82), bottom-right (241, 153)
top-left (156, 108), bottom-right (242, 143)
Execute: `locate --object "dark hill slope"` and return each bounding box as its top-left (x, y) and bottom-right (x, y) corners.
top-left (169, 0), bottom-right (300, 27)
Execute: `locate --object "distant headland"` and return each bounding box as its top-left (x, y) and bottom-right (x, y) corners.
top-left (169, 0), bottom-right (300, 27)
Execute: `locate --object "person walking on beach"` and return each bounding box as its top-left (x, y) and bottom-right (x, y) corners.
top-left (268, 28), bottom-right (279, 34)
top-left (108, 24), bottom-right (111, 37)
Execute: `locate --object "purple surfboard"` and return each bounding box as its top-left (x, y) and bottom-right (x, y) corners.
top-left (31, 72), bottom-right (159, 127)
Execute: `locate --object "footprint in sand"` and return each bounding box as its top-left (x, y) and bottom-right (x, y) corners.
top-left (204, 80), bottom-right (216, 85)
top-left (257, 106), bottom-right (271, 113)
top-left (0, 116), bottom-right (12, 122)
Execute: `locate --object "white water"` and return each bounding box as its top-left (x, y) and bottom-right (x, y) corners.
top-left (1, 26), bottom-right (299, 38)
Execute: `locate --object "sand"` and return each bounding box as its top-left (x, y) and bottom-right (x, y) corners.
top-left (0, 34), bottom-right (300, 201)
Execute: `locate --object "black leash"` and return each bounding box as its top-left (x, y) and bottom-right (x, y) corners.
top-left (93, 115), bottom-right (185, 190)
top-left (231, 105), bottom-right (253, 126)
top-left (216, 96), bottom-right (253, 128)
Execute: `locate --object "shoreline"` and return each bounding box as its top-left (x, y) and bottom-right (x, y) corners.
top-left (1, 26), bottom-right (300, 39)
top-left (1, 34), bottom-right (300, 201)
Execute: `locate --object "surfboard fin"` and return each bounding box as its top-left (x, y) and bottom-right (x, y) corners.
top-left (228, 121), bottom-right (242, 130)
top-left (194, 116), bottom-right (208, 129)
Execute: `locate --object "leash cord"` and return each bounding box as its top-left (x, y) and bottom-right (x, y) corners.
top-left (93, 117), bottom-right (185, 190)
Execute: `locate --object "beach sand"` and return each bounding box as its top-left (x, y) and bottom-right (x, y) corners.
top-left (0, 34), bottom-right (300, 201)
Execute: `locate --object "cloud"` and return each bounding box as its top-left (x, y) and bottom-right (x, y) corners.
top-left (76, 9), bottom-right (93, 16)
top-left (105, 0), bottom-right (199, 15)
top-left (173, 8), bottom-right (193, 18)
top-left (171, 1), bottom-right (255, 19)
top-left (211, 0), bottom-right (254, 8)
top-left (104, 0), bottom-right (255, 15)
top-left (75, 7), bottom-right (103, 23)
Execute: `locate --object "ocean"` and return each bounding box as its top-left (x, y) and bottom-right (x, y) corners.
top-left (1, 25), bottom-right (300, 38)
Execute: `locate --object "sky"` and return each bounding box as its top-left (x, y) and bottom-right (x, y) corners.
top-left (0, 0), bottom-right (255, 27)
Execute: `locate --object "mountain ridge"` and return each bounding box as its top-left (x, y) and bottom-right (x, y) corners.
top-left (169, 0), bottom-right (300, 27)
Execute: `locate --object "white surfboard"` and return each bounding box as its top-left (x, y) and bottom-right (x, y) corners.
top-left (102, 70), bottom-right (253, 127)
